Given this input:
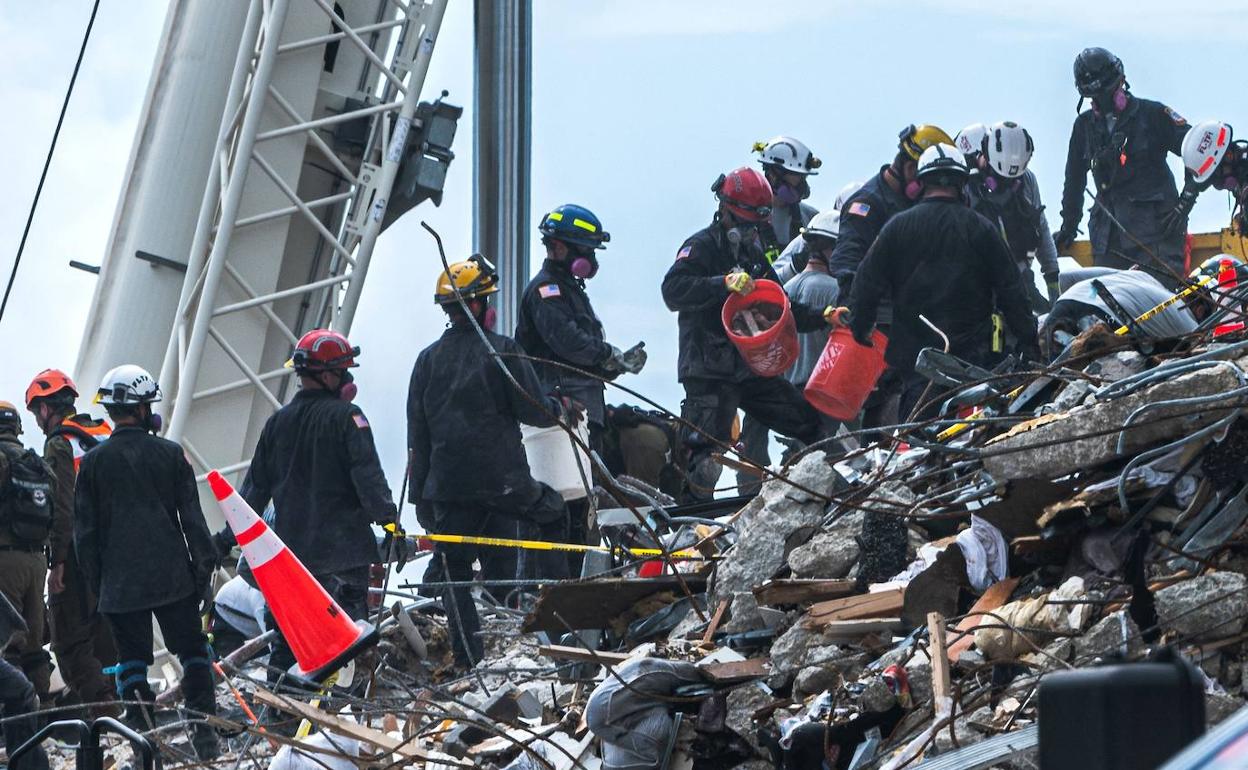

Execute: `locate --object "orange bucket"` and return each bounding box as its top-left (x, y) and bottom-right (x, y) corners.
top-left (720, 279), bottom-right (798, 377)
top-left (804, 327), bottom-right (889, 420)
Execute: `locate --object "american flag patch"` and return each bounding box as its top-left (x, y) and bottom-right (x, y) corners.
top-left (847, 201), bottom-right (871, 217)
top-left (677, 245), bottom-right (692, 260)
top-left (538, 284), bottom-right (561, 299)
top-left (353, 413), bottom-right (370, 429)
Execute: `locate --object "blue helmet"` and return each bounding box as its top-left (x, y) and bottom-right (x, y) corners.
top-left (538, 204), bottom-right (610, 250)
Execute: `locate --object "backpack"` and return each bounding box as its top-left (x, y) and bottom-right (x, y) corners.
top-left (1, 447), bottom-right (54, 545)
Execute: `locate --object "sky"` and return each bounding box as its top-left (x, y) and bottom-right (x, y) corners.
top-left (0, 0), bottom-right (1246, 519)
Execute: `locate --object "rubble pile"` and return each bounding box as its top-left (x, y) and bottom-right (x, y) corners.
top-left (26, 334), bottom-right (1248, 769)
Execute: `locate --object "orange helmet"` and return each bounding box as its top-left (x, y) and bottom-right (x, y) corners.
top-left (25, 369), bottom-right (78, 409)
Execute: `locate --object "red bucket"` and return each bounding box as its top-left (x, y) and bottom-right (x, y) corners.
top-left (721, 279), bottom-right (799, 377)
top-left (804, 327), bottom-right (889, 420)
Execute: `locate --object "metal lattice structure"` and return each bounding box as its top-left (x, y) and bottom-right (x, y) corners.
top-left (155, 0), bottom-right (448, 483)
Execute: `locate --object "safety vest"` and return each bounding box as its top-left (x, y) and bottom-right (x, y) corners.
top-left (52, 415), bottom-right (112, 471)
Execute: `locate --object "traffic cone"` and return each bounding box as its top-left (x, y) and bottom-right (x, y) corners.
top-left (206, 470), bottom-right (377, 682)
top-left (1214, 258), bottom-right (1245, 338)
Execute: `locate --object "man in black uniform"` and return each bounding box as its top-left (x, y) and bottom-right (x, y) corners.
top-left (846, 144), bottom-right (1040, 422)
top-left (410, 255), bottom-right (570, 666)
top-left (240, 329), bottom-right (397, 674)
top-left (516, 204), bottom-right (645, 566)
top-left (1055, 47), bottom-right (1191, 280)
top-left (1179, 119), bottom-right (1248, 232)
top-left (74, 365), bottom-right (219, 758)
top-left (662, 166), bottom-right (834, 501)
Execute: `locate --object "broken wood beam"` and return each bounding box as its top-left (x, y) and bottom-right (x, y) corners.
top-left (536, 644), bottom-right (631, 666)
top-left (752, 579), bottom-right (856, 607)
top-left (803, 587), bottom-right (905, 627)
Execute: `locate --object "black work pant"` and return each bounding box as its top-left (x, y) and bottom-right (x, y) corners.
top-left (265, 565), bottom-right (369, 683)
top-left (1096, 223), bottom-right (1186, 287)
top-left (49, 547), bottom-right (118, 711)
top-left (679, 376), bottom-right (821, 500)
top-left (0, 657), bottom-right (48, 770)
top-left (104, 593), bottom-right (215, 721)
top-left (427, 483), bottom-right (567, 666)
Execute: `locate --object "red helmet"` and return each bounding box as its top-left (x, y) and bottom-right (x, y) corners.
top-left (25, 369), bottom-right (78, 409)
top-left (713, 166), bottom-right (774, 223)
top-left (287, 329), bottom-right (360, 372)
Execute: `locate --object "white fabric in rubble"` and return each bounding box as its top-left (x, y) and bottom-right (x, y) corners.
top-left (956, 515), bottom-right (1009, 593)
top-left (213, 575), bottom-right (268, 638)
top-left (1056, 270), bottom-right (1197, 339)
top-left (269, 731), bottom-right (361, 770)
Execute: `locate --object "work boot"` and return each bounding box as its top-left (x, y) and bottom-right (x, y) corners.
top-left (121, 685), bottom-right (157, 732)
top-left (190, 723), bottom-right (221, 761)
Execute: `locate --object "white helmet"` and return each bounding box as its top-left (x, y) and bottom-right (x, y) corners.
top-left (833, 180), bottom-right (863, 211)
top-left (1182, 120), bottom-right (1233, 183)
top-left (802, 209), bottom-right (841, 240)
top-left (753, 136), bottom-right (821, 176)
top-left (916, 143), bottom-right (968, 181)
top-left (986, 121), bottom-right (1034, 179)
top-left (955, 123), bottom-right (989, 159)
top-left (95, 365), bottom-right (162, 406)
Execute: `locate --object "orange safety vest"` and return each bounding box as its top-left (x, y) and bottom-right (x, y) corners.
top-left (53, 415), bottom-right (112, 471)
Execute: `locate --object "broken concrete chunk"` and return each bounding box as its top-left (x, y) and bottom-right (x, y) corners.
top-left (1074, 610), bottom-right (1142, 661)
top-left (786, 511), bottom-right (864, 579)
top-left (1156, 571), bottom-right (1248, 642)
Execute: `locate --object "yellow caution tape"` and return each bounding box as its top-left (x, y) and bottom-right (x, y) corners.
top-left (938, 276), bottom-right (1214, 442)
top-left (385, 524), bottom-right (704, 559)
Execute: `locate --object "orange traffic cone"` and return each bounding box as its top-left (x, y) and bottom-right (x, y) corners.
top-left (207, 470), bottom-right (377, 682)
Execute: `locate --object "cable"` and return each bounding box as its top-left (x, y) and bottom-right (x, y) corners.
top-left (0, 0), bottom-right (101, 325)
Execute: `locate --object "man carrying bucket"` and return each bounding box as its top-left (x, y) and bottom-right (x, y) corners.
top-left (662, 166), bottom-right (836, 501)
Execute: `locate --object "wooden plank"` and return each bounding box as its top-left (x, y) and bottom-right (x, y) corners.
top-left (805, 587), bottom-right (905, 624)
top-left (946, 577), bottom-right (1019, 662)
top-left (252, 687), bottom-right (466, 766)
top-left (817, 618), bottom-right (907, 638)
top-left (701, 600), bottom-right (730, 645)
top-left (536, 644), bottom-right (631, 666)
top-left (926, 612), bottom-right (951, 704)
top-left (522, 575), bottom-right (709, 633)
top-left (699, 658), bottom-right (770, 684)
top-left (752, 579), bottom-right (857, 607)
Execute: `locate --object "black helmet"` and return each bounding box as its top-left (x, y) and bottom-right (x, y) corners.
top-left (1074, 47), bottom-right (1124, 97)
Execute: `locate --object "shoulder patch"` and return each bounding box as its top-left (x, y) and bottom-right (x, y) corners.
top-left (538, 284), bottom-right (562, 299)
top-left (847, 201), bottom-right (871, 217)
top-left (1164, 106), bottom-right (1186, 126)
top-left (677, 245), bottom-right (693, 260)
top-left (352, 413), bottom-right (370, 429)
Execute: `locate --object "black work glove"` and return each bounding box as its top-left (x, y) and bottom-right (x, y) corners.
top-left (379, 528), bottom-right (412, 572)
top-left (1161, 190), bottom-right (1197, 236)
top-left (210, 528), bottom-right (235, 562)
top-left (1044, 271), bottom-right (1062, 303)
top-left (1053, 226), bottom-right (1078, 253)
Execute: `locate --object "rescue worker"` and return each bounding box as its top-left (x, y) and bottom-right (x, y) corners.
top-left (24, 369), bottom-right (119, 718)
top-left (1056, 47), bottom-right (1191, 280)
top-left (955, 123), bottom-right (990, 174)
top-left (754, 135), bottom-right (822, 262)
top-left (74, 366), bottom-right (219, 758)
top-left (410, 255), bottom-right (572, 666)
top-left (828, 124), bottom-right (953, 431)
top-left (783, 210), bottom-right (842, 390)
top-left (739, 137), bottom-right (823, 492)
top-left (1179, 120), bottom-right (1248, 232)
top-left (661, 166), bottom-right (835, 501)
top-left (967, 121), bottom-right (1062, 313)
top-left (828, 124), bottom-right (954, 293)
top-left (516, 204), bottom-right (645, 567)
top-left (773, 179), bottom-right (862, 284)
top-left (0, 590), bottom-right (49, 770)
top-left (844, 144), bottom-right (1040, 421)
top-left (239, 329), bottom-right (398, 673)
top-left (0, 402), bottom-right (52, 707)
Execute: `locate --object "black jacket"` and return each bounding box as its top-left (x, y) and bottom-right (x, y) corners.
top-left (661, 219), bottom-right (827, 383)
top-left (241, 390), bottom-right (397, 575)
top-left (828, 167), bottom-right (912, 285)
top-left (407, 324), bottom-right (562, 503)
top-left (1060, 96), bottom-right (1190, 257)
top-left (849, 197), bottom-right (1039, 373)
top-left (74, 427), bottom-right (215, 613)
top-left (516, 260), bottom-right (613, 425)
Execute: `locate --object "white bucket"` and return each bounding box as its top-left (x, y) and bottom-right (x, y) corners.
top-left (521, 422), bottom-right (592, 500)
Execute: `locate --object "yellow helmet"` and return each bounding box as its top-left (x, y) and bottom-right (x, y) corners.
top-left (434, 254), bottom-right (500, 305)
top-left (899, 124), bottom-right (954, 161)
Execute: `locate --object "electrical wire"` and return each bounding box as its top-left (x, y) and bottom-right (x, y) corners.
top-left (0, 0), bottom-right (101, 325)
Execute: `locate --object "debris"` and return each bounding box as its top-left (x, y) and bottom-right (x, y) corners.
top-left (730, 303), bottom-right (783, 337)
top-left (1156, 571), bottom-right (1248, 642)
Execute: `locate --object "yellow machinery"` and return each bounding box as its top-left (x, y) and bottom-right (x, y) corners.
top-left (1065, 226), bottom-right (1248, 268)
